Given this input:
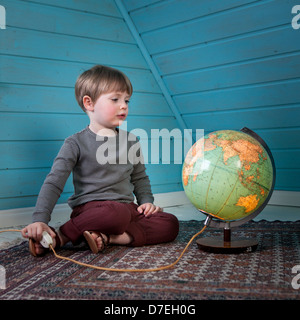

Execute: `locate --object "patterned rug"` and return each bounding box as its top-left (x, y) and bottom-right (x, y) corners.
top-left (0, 220), bottom-right (300, 300)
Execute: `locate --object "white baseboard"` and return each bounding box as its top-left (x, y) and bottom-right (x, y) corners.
top-left (0, 190), bottom-right (299, 228)
top-left (268, 190), bottom-right (300, 207)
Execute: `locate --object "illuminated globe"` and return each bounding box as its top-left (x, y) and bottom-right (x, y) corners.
top-left (182, 128), bottom-right (275, 223)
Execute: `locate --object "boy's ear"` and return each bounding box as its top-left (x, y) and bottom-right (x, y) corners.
top-left (83, 95), bottom-right (94, 111)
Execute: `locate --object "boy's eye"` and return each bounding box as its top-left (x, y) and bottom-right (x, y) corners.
top-left (111, 98), bottom-right (130, 104)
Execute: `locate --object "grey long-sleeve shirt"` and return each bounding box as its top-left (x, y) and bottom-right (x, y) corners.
top-left (32, 127), bottom-right (154, 224)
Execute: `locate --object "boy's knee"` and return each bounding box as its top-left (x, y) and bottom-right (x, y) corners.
top-left (156, 212), bottom-right (179, 242)
top-left (166, 213), bottom-right (179, 241)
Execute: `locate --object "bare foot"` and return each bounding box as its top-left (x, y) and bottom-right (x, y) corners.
top-left (88, 232), bottom-right (132, 247)
top-left (89, 231), bottom-right (109, 251)
top-left (32, 229), bottom-right (68, 255)
top-left (110, 232), bottom-right (133, 245)
top-left (33, 236), bottom-right (58, 255)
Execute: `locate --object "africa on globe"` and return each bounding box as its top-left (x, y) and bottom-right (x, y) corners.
top-left (182, 129), bottom-right (274, 222)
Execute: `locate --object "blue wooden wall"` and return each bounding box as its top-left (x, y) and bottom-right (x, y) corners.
top-left (1, 0), bottom-right (300, 210)
top-left (123, 0), bottom-right (300, 192)
top-left (0, 0), bottom-right (181, 210)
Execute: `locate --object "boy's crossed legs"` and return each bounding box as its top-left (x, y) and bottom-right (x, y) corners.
top-left (57, 200), bottom-right (179, 253)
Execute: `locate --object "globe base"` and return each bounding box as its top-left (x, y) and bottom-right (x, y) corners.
top-left (196, 237), bottom-right (258, 254)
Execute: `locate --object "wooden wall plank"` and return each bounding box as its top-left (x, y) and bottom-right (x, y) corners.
top-left (141, 0), bottom-right (294, 54)
top-left (33, 0), bottom-right (122, 17)
top-left (0, 113), bottom-right (178, 141)
top-left (2, 0), bottom-right (134, 43)
top-left (0, 113), bottom-right (89, 141)
top-left (164, 53), bottom-right (300, 95)
top-left (276, 170), bottom-right (300, 190)
top-left (130, 0), bottom-right (258, 34)
top-left (0, 141), bottom-right (63, 169)
top-left (0, 169), bottom-right (74, 198)
top-left (0, 193), bottom-right (72, 211)
top-left (0, 84), bottom-right (80, 114)
top-left (255, 128), bottom-right (300, 150)
top-left (174, 79), bottom-right (300, 114)
top-left (1, 28), bottom-right (147, 69)
top-left (123, 0), bottom-right (159, 12)
top-left (272, 150), bottom-right (300, 169)
top-left (154, 26), bottom-right (299, 75)
top-left (1, 55), bottom-right (161, 93)
top-left (182, 105), bottom-right (300, 132)
top-left (0, 83), bottom-right (173, 116)
top-left (0, 85), bottom-right (172, 116)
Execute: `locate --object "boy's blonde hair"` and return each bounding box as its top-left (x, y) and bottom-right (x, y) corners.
top-left (75, 65), bottom-right (133, 112)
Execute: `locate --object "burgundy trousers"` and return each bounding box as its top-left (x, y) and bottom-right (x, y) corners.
top-left (60, 201), bottom-right (179, 247)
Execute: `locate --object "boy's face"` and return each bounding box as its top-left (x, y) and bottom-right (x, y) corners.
top-left (85, 91), bottom-right (130, 131)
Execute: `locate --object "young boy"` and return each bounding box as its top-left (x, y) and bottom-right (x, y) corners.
top-left (22, 65), bottom-right (179, 255)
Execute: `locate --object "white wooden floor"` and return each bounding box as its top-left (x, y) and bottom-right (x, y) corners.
top-left (0, 203), bottom-right (299, 249)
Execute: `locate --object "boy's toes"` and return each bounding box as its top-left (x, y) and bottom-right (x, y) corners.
top-left (90, 232), bottom-right (104, 251)
top-left (95, 236), bottom-right (104, 251)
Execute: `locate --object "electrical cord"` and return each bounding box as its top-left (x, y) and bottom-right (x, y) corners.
top-left (0, 225), bottom-right (207, 272)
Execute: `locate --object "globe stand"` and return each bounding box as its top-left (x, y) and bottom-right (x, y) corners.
top-left (196, 220), bottom-right (258, 254)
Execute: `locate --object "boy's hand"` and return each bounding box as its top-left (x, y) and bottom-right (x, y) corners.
top-left (137, 203), bottom-right (163, 217)
top-left (21, 222), bottom-right (56, 242)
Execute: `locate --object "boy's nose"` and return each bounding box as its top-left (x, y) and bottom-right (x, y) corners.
top-left (120, 102), bottom-right (128, 109)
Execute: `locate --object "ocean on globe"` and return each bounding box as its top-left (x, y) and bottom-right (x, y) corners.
top-left (182, 129), bottom-right (274, 222)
